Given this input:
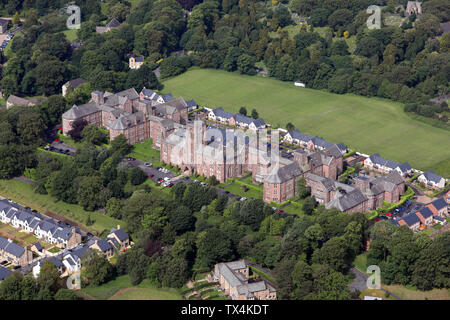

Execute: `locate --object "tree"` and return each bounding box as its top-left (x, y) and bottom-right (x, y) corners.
top-left (195, 228), bottom-right (234, 268)
top-left (251, 109), bottom-right (259, 119)
top-left (126, 64), bottom-right (162, 91)
top-left (68, 118), bottom-right (88, 142)
top-left (311, 236), bottom-right (349, 273)
top-left (129, 167), bottom-right (147, 186)
top-left (208, 175), bottom-right (219, 186)
top-left (81, 125), bottom-right (106, 145)
top-left (54, 288), bottom-right (78, 300)
top-left (237, 54), bottom-right (256, 75)
top-left (167, 205), bottom-right (195, 234)
top-left (77, 176), bottom-right (104, 211)
top-left (126, 247), bottom-right (151, 285)
top-left (296, 177), bottom-right (310, 199)
top-left (111, 134), bottom-right (133, 155)
top-left (0, 272), bottom-right (23, 300)
top-left (239, 106), bottom-right (247, 116)
top-left (302, 196), bottom-right (317, 214)
top-left (37, 261), bottom-right (60, 293)
top-left (12, 12), bottom-right (20, 25)
top-left (286, 122), bottom-right (295, 132)
top-left (82, 251), bottom-right (114, 286)
top-left (273, 7), bottom-right (292, 28)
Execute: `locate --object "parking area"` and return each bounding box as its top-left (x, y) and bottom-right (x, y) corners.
top-left (44, 141), bottom-right (77, 156)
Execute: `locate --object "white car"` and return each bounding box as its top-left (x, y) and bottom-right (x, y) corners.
top-left (164, 177), bottom-right (171, 182)
top-left (240, 197), bottom-right (247, 201)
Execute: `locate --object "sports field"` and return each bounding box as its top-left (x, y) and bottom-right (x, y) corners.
top-left (163, 68), bottom-right (450, 178)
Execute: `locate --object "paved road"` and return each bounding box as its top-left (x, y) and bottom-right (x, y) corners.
top-left (350, 267), bottom-right (402, 300)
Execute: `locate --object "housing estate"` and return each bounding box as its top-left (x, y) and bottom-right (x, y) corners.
top-left (207, 107), bottom-right (267, 130)
top-left (0, 18), bottom-right (10, 33)
top-left (213, 260), bottom-right (276, 300)
top-left (393, 198), bottom-right (448, 231)
top-left (0, 200), bottom-right (82, 249)
top-left (417, 170), bottom-right (446, 190)
top-left (363, 153), bottom-right (412, 177)
top-left (284, 129), bottom-right (347, 154)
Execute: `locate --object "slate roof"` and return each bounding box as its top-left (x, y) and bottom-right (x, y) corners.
top-left (336, 143), bottom-right (347, 153)
top-left (418, 207), bottom-right (433, 219)
top-left (0, 265), bottom-right (12, 281)
top-left (106, 18), bottom-right (121, 29)
top-left (430, 198), bottom-right (447, 211)
top-left (326, 188), bottom-right (368, 212)
top-left (0, 18), bottom-right (9, 29)
top-left (109, 228), bottom-right (129, 242)
top-left (33, 242), bottom-right (43, 252)
top-left (421, 170), bottom-right (444, 184)
top-left (141, 88), bottom-right (155, 98)
top-left (62, 103), bottom-right (99, 120)
top-left (95, 239), bottom-right (113, 252)
top-left (40, 257), bottom-right (63, 268)
top-left (264, 162), bottom-right (302, 183)
top-left (311, 136), bottom-right (334, 149)
top-left (116, 88), bottom-right (139, 100)
top-left (186, 99), bottom-right (197, 108)
top-left (212, 107), bottom-right (234, 119)
top-left (63, 78), bottom-right (85, 89)
top-left (0, 236), bottom-right (25, 258)
top-left (402, 213), bottom-right (420, 226)
top-left (7, 95), bottom-right (34, 107)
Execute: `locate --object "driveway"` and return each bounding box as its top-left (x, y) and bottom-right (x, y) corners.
top-left (350, 267), bottom-right (402, 300)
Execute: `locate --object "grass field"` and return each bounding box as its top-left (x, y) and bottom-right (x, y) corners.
top-left (224, 183), bottom-right (263, 199)
top-left (128, 139), bottom-right (160, 162)
top-left (63, 29), bottom-right (77, 42)
top-left (163, 68), bottom-right (450, 178)
top-left (82, 275), bottom-right (182, 300)
top-left (0, 179), bottom-right (123, 235)
top-left (383, 284), bottom-right (450, 300)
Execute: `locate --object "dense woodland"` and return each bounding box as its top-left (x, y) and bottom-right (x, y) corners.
top-left (0, 0), bottom-right (449, 300)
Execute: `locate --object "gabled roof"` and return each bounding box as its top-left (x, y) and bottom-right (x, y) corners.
top-left (326, 188), bottom-right (367, 212)
top-left (95, 239), bottom-right (113, 252)
top-left (109, 228), bottom-right (129, 242)
top-left (418, 207), bottom-right (433, 219)
top-left (264, 162), bottom-right (302, 183)
top-left (402, 213), bottom-right (420, 226)
top-left (0, 236), bottom-right (25, 258)
top-left (40, 257), bottom-right (63, 268)
top-left (62, 103), bottom-right (99, 120)
top-left (311, 136), bottom-right (334, 149)
top-left (106, 18), bottom-right (121, 29)
top-left (211, 107), bottom-right (234, 119)
top-left (421, 170), bottom-right (444, 184)
top-left (430, 198), bottom-right (447, 211)
top-left (63, 78), bottom-right (85, 89)
top-left (0, 265), bottom-right (12, 281)
top-left (116, 88), bottom-right (139, 100)
top-left (7, 95), bottom-right (34, 107)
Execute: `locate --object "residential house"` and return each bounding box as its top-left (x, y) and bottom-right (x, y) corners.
top-left (415, 207), bottom-right (434, 226)
top-left (426, 198), bottom-right (448, 217)
top-left (0, 236), bottom-right (33, 267)
top-left (129, 55), bottom-right (144, 69)
top-left (96, 18), bottom-right (121, 34)
top-left (207, 108), bottom-right (267, 130)
top-left (398, 213), bottom-right (421, 231)
top-left (31, 242), bottom-right (43, 254)
top-left (364, 153), bottom-right (411, 176)
top-left (284, 130), bottom-right (347, 154)
top-left (62, 78), bottom-right (86, 96)
top-left (33, 257), bottom-right (65, 278)
top-left (89, 239), bottom-right (114, 258)
top-left (417, 170), bottom-right (446, 189)
top-left (0, 265), bottom-right (11, 283)
top-left (214, 260), bottom-right (276, 300)
top-left (6, 95), bottom-right (36, 108)
top-left (107, 226), bottom-right (130, 250)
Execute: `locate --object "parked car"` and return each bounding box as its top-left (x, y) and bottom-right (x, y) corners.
top-left (164, 177), bottom-right (171, 182)
top-left (167, 183), bottom-right (174, 188)
top-left (148, 174), bottom-right (154, 178)
top-left (145, 162), bottom-right (151, 167)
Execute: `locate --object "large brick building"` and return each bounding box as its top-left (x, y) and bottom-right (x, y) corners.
top-left (62, 88), bottom-right (188, 146)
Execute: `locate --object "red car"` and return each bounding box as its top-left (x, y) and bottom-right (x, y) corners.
top-left (375, 218), bottom-right (381, 221)
top-left (386, 212), bottom-right (392, 217)
top-left (158, 178), bottom-right (163, 182)
top-left (277, 209), bottom-right (284, 213)
top-left (54, 138), bottom-right (59, 142)
top-left (148, 174), bottom-right (154, 178)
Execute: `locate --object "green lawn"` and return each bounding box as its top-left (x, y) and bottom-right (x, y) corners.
top-left (63, 29), bottom-right (78, 42)
top-left (48, 246), bottom-right (61, 253)
top-left (283, 199), bottom-right (306, 216)
top-left (163, 68), bottom-right (450, 178)
top-left (82, 275), bottom-right (182, 300)
top-left (224, 183), bottom-right (263, 199)
top-left (353, 253), bottom-right (368, 274)
top-left (0, 179), bottom-right (123, 235)
top-left (128, 139), bottom-right (160, 162)
top-left (22, 235), bottom-right (39, 244)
